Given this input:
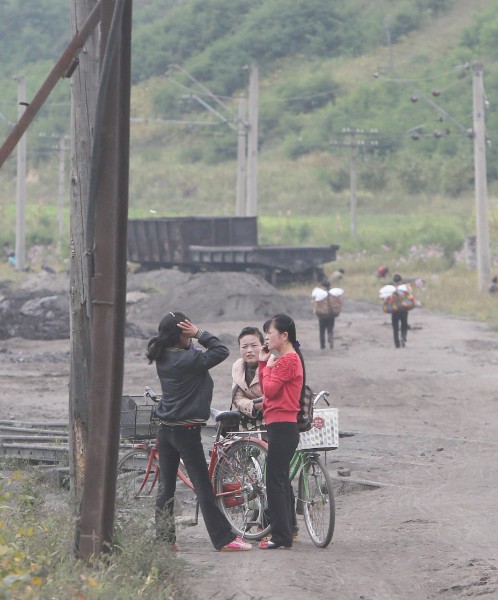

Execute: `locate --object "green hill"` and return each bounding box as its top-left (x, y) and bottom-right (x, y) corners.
top-left (0, 0), bottom-right (497, 262)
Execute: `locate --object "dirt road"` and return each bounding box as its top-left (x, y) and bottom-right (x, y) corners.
top-left (1, 293), bottom-right (498, 599)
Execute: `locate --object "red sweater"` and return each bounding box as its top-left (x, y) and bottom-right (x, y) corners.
top-left (259, 353), bottom-right (303, 425)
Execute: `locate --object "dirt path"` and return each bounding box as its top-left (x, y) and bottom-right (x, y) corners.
top-left (1, 301), bottom-right (498, 599)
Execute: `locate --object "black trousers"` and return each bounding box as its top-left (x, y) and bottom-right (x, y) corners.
top-left (155, 424), bottom-right (234, 549)
top-left (266, 422), bottom-right (300, 547)
top-left (318, 316), bottom-right (335, 349)
top-left (391, 311), bottom-right (408, 348)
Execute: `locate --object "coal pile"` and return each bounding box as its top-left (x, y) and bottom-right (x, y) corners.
top-left (0, 269), bottom-right (312, 341)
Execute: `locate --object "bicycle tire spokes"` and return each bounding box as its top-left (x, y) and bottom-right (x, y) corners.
top-left (116, 449), bottom-right (158, 520)
top-left (298, 456), bottom-right (335, 548)
top-left (214, 440), bottom-right (270, 540)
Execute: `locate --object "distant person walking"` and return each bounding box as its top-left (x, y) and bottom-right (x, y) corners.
top-left (489, 276), bottom-right (498, 294)
top-left (377, 265), bottom-right (389, 278)
top-left (329, 268), bottom-right (345, 283)
top-left (311, 279), bottom-right (343, 350)
top-left (390, 274), bottom-right (411, 349)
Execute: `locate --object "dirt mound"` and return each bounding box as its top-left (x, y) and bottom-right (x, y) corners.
top-left (0, 287), bottom-right (70, 340)
top-left (0, 269), bottom-right (311, 340)
top-left (126, 270), bottom-right (310, 326)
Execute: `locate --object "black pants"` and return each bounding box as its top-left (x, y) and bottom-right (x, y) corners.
top-left (391, 311), bottom-right (408, 348)
top-left (155, 424), bottom-right (234, 549)
top-left (318, 316), bottom-right (335, 349)
top-left (266, 422), bottom-right (300, 547)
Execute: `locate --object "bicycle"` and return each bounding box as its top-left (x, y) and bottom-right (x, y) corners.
top-left (116, 387), bottom-right (269, 540)
top-left (242, 389), bottom-right (337, 548)
top-left (292, 390), bottom-right (337, 547)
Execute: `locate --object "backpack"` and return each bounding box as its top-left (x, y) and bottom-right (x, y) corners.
top-left (382, 288), bottom-right (415, 313)
top-left (297, 385), bottom-right (314, 432)
top-left (314, 294), bottom-right (342, 318)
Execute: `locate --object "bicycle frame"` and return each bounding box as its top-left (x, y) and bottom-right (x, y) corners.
top-left (176, 428), bottom-right (268, 525)
top-left (125, 427), bottom-right (267, 500)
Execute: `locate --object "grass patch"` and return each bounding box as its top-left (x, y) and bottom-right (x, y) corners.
top-left (0, 468), bottom-right (187, 600)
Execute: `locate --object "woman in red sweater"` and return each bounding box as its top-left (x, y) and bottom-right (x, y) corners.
top-left (258, 314), bottom-right (305, 549)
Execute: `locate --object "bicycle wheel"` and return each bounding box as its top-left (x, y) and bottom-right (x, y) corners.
top-left (298, 455), bottom-right (335, 547)
top-left (213, 439), bottom-right (270, 540)
top-left (116, 448), bottom-right (158, 514)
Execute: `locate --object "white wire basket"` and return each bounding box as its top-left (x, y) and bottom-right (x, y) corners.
top-left (297, 407), bottom-right (339, 451)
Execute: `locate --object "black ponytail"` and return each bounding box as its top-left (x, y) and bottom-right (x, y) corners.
top-left (270, 314), bottom-right (306, 399)
top-left (146, 311), bottom-right (188, 363)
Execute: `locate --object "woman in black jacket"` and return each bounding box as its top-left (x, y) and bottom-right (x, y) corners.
top-left (147, 311), bottom-right (251, 553)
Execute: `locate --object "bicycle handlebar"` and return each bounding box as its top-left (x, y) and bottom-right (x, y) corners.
top-left (144, 386), bottom-right (160, 402)
top-left (313, 390), bottom-right (330, 407)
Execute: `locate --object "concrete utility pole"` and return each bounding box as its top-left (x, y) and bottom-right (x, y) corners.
top-left (385, 16), bottom-right (394, 72)
top-left (165, 67), bottom-right (249, 214)
top-left (350, 142), bottom-right (358, 241)
top-left (471, 62), bottom-right (490, 293)
top-left (330, 128), bottom-right (379, 241)
top-left (246, 64), bottom-right (259, 216)
top-left (14, 76), bottom-right (27, 272)
top-left (236, 94), bottom-right (247, 216)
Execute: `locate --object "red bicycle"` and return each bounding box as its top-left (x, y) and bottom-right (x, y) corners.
top-left (116, 387), bottom-right (271, 540)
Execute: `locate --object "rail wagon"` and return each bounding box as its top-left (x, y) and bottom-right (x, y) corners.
top-left (127, 216), bottom-right (338, 284)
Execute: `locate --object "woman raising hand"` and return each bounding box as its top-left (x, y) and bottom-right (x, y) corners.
top-left (258, 314), bottom-right (305, 550)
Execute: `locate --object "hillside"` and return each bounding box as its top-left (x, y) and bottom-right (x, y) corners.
top-left (0, 0), bottom-right (497, 260)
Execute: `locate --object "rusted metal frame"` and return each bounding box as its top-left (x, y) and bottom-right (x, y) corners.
top-left (76, 0), bottom-right (132, 560)
top-left (0, 2), bottom-right (102, 169)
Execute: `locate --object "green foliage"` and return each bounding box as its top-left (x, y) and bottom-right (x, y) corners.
top-left (275, 72), bottom-right (338, 114)
top-left (0, 0), bottom-right (69, 77)
top-left (0, 468), bottom-right (187, 600)
top-left (131, 0), bottom-right (261, 85)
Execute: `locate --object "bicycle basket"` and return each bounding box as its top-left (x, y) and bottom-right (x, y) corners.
top-left (296, 407), bottom-right (339, 451)
top-left (120, 395), bottom-right (159, 441)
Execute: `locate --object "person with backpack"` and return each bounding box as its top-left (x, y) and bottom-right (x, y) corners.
top-left (390, 274), bottom-right (409, 349)
top-left (258, 314), bottom-right (305, 549)
top-left (311, 279), bottom-right (342, 350)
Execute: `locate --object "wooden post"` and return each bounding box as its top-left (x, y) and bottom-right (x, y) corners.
top-left (68, 0), bottom-right (100, 510)
top-left (76, 0), bottom-right (132, 559)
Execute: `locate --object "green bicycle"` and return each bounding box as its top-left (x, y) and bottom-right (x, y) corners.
top-left (224, 389), bottom-right (337, 548)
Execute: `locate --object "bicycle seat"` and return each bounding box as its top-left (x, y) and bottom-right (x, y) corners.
top-left (214, 411), bottom-right (242, 425)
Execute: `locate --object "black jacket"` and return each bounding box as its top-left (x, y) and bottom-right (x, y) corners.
top-left (154, 331), bottom-right (229, 422)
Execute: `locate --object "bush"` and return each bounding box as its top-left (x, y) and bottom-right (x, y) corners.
top-left (0, 468), bottom-right (187, 600)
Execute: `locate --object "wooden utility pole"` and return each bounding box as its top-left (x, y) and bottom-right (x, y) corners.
top-left (76, 0), bottom-right (132, 559)
top-left (69, 0), bottom-right (99, 509)
top-left (471, 61), bottom-right (490, 292)
top-left (14, 76), bottom-right (27, 272)
top-left (246, 64), bottom-right (259, 216)
top-left (236, 94), bottom-right (247, 216)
